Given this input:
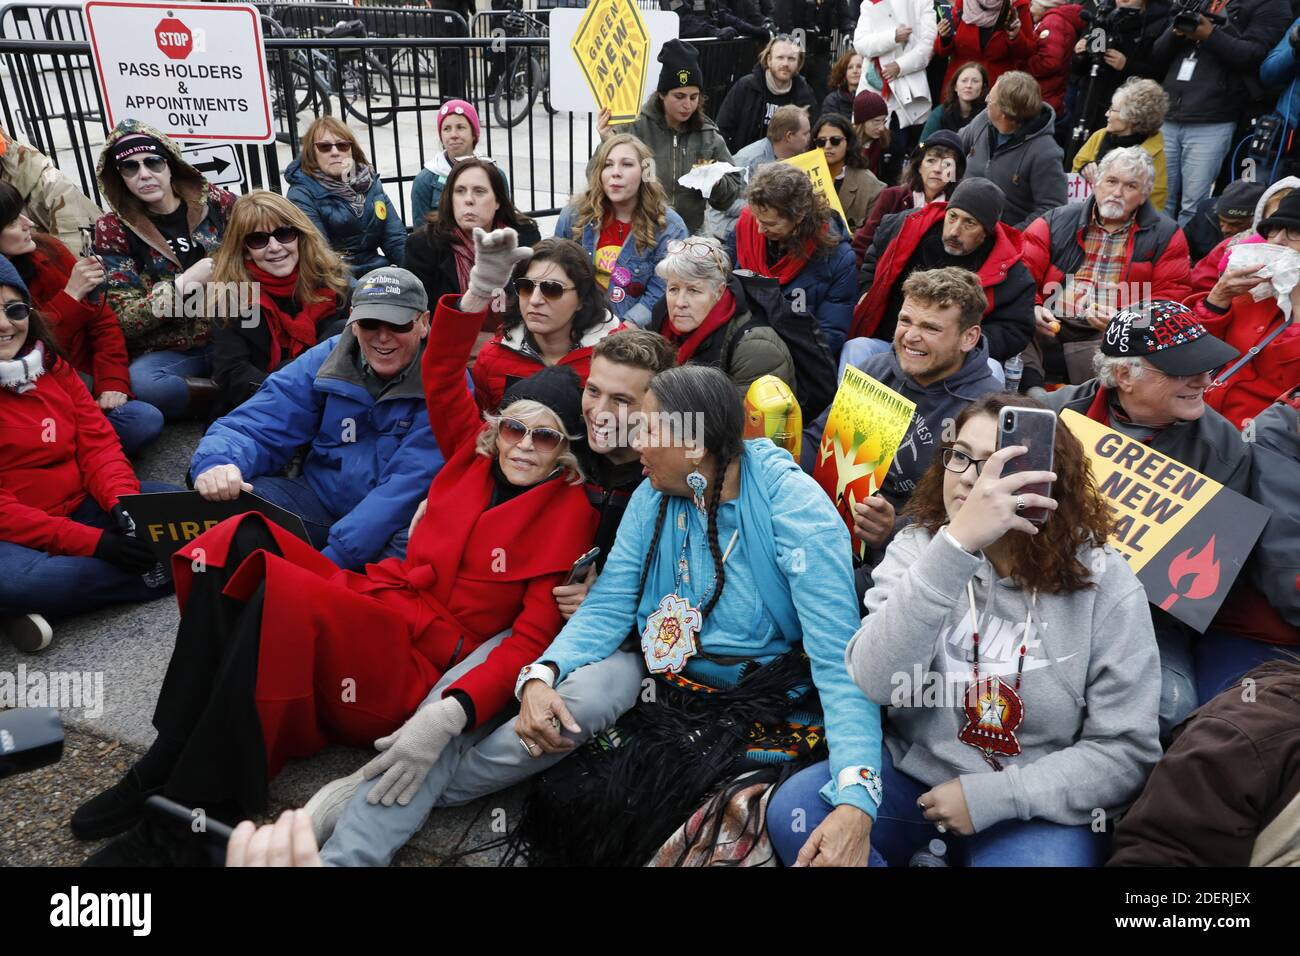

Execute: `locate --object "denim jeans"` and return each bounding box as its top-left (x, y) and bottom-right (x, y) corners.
top-left (1193, 626), bottom-right (1292, 707)
top-left (249, 474), bottom-right (410, 562)
top-left (128, 346), bottom-right (213, 419)
top-left (767, 746), bottom-right (1109, 867)
top-left (1153, 617), bottom-right (1196, 743)
top-left (1162, 120), bottom-right (1238, 228)
top-left (0, 480), bottom-right (179, 618)
top-left (76, 372), bottom-right (165, 455)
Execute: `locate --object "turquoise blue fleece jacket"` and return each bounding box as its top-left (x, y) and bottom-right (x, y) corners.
top-left (538, 438), bottom-right (884, 817)
top-left (553, 204), bottom-right (687, 328)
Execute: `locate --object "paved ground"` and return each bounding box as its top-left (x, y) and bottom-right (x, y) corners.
top-left (0, 423), bottom-right (522, 867)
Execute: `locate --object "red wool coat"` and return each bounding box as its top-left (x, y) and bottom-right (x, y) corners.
top-left (935, 0), bottom-right (1037, 91)
top-left (24, 243), bottom-right (132, 396)
top-left (1024, 6), bottom-right (1085, 113)
top-left (0, 356), bottom-right (137, 556)
top-left (173, 294), bottom-right (599, 777)
top-left (1189, 292), bottom-right (1300, 429)
top-left (470, 311), bottom-right (624, 412)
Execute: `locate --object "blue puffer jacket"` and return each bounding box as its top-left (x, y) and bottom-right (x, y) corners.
top-left (553, 204), bottom-right (688, 328)
top-left (725, 217), bottom-right (858, 358)
top-left (189, 329), bottom-right (453, 570)
top-left (284, 159), bottom-right (407, 277)
top-left (1261, 18), bottom-right (1300, 128)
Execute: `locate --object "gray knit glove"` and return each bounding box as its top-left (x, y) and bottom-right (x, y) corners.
top-left (464, 226), bottom-right (533, 308)
top-left (362, 696), bottom-right (468, 807)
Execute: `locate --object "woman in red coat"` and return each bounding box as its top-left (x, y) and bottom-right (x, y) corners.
top-left (0, 255), bottom-right (173, 653)
top-left (73, 229), bottom-right (601, 862)
top-left (935, 0), bottom-right (1036, 92)
top-left (0, 182), bottom-right (162, 453)
top-left (471, 237), bottom-right (622, 412)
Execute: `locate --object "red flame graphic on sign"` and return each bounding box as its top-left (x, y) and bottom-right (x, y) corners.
top-left (1159, 536), bottom-right (1221, 611)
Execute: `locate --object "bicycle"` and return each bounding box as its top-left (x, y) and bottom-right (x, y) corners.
top-left (491, 0), bottom-right (555, 129)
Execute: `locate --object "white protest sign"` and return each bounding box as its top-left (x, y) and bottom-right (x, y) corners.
top-left (84, 1), bottom-right (274, 143)
top-left (548, 8), bottom-right (679, 116)
top-left (181, 143), bottom-right (244, 191)
top-left (1067, 171), bottom-right (1093, 203)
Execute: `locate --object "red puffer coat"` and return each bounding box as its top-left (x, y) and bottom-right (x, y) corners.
top-left (471, 310), bottom-right (623, 412)
top-left (0, 354), bottom-right (137, 556)
top-left (1024, 5), bottom-right (1086, 113)
top-left (172, 294), bottom-right (600, 777)
top-left (935, 0), bottom-right (1037, 91)
top-left (1188, 292), bottom-right (1300, 429)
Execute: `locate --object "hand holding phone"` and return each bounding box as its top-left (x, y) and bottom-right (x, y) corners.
top-left (995, 406), bottom-right (1057, 525)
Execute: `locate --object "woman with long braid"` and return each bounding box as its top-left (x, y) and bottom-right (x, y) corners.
top-left (508, 365), bottom-right (883, 866)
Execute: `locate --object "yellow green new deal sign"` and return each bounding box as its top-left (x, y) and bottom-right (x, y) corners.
top-left (571, 0), bottom-right (651, 125)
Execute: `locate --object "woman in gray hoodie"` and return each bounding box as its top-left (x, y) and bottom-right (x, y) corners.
top-left (768, 393), bottom-right (1161, 866)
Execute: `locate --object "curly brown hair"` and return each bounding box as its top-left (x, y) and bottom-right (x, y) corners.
top-left (901, 394), bottom-right (1115, 593)
top-left (744, 163), bottom-right (842, 255)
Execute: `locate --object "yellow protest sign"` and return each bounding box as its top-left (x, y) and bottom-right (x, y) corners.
top-left (571, 0), bottom-right (651, 125)
top-left (813, 366), bottom-right (916, 559)
top-left (783, 148), bottom-right (849, 230)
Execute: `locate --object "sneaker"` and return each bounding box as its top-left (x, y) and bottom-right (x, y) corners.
top-left (304, 768), bottom-right (366, 845)
top-left (71, 767), bottom-right (163, 841)
top-left (2, 614), bottom-right (52, 653)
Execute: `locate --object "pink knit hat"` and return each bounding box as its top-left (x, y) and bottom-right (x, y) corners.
top-left (438, 99), bottom-right (481, 142)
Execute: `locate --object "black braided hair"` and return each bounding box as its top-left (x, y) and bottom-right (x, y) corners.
top-left (637, 496), bottom-right (672, 600)
top-left (700, 447), bottom-right (733, 620)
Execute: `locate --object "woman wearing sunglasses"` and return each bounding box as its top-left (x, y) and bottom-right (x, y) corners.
top-left (0, 255), bottom-right (177, 654)
top-left (208, 191), bottom-right (350, 415)
top-left (769, 393), bottom-right (1162, 867)
top-left (0, 182), bottom-right (162, 454)
top-left (813, 114), bottom-right (884, 232)
top-left (404, 157), bottom-right (539, 356)
top-left (649, 235), bottom-right (796, 396)
top-left (92, 120), bottom-right (236, 421)
top-left (555, 134), bottom-right (686, 329)
top-left (72, 229), bottom-right (602, 863)
top-left (285, 117), bottom-right (407, 279)
top-left (470, 237), bottom-right (623, 412)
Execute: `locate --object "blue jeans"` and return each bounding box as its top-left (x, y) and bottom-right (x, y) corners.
top-left (1162, 120), bottom-right (1237, 228)
top-left (767, 747), bottom-right (1109, 867)
top-left (1193, 627), bottom-right (1292, 707)
top-left (128, 346), bottom-right (213, 419)
top-left (1153, 617), bottom-right (1197, 743)
top-left (77, 372), bottom-right (164, 455)
top-left (0, 480), bottom-right (179, 618)
top-left (839, 337), bottom-right (1007, 387)
top-left (249, 474), bottom-right (410, 562)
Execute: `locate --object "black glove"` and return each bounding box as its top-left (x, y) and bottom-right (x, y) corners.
top-left (93, 530), bottom-right (158, 573)
top-left (718, 25), bottom-right (738, 39)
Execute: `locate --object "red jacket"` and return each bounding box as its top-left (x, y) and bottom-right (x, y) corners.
top-left (851, 201), bottom-right (1027, 341)
top-left (471, 310), bottom-right (624, 412)
top-left (1189, 292), bottom-right (1300, 429)
top-left (23, 243), bottom-right (132, 396)
top-left (1024, 5), bottom-right (1085, 113)
top-left (851, 185), bottom-right (916, 268)
top-left (172, 295), bottom-right (599, 776)
top-left (1021, 198), bottom-right (1192, 306)
top-left (936, 0), bottom-right (1037, 91)
top-left (1190, 235), bottom-right (1232, 296)
top-left (0, 355), bottom-right (138, 557)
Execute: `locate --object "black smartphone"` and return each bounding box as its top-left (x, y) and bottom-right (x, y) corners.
top-left (145, 795), bottom-right (235, 848)
top-left (996, 406), bottom-right (1056, 525)
top-left (564, 547), bottom-right (600, 586)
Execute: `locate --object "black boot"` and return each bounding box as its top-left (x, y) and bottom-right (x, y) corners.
top-left (83, 817), bottom-right (220, 867)
top-left (71, 766), bottom-right (164, 841)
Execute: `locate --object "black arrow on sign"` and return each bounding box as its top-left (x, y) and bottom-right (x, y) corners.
top-left (192, 156), bottom-right (232, 176)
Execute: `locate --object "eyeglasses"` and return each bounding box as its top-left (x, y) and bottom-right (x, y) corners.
top-left (355, 318), bottom-right (415, 334)
top-left (497, 417), bottom-right (566, 453)
top-left (1266, 225), bottom-right (1300, 242)
top-left (117, 156), bottom-right (168, 177)
top-left (2, 301), bottom-right (31, 322)
top-left (666, 238), bottom-right (729, 273)
top-left (245, 226), bottom-right (301, 250)
top-left (815, 135), bottom-right (845, 148)
top-left (314, 140), bottom-right (353, 154)
top-left (941, 447), bottom-right (988, 477)
top-left (513, 277), bottom-right (576, 299)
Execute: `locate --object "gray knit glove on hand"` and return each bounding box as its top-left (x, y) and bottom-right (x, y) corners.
top-left (464, 226), bottom-right (533, 307)
top-left (362, 696), bottom-right (468, 807)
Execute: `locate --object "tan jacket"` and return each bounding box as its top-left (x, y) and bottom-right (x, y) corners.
top-left (1, 128), bottom-right (103, 254)
top-left (838, 165), bottom-right (885, 233)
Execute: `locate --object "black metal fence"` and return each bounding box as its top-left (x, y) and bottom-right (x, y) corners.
top-left (0, 5), bottom-right (763, 226)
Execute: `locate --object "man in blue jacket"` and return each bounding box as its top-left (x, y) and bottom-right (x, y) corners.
top-left (188, 267), bottom-right (450, 571)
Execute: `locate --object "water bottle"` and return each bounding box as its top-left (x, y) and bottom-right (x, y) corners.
top-left (1003, 353), bottom-right (1024, 394)
top-left (909, 838), bottom-right (950, 867)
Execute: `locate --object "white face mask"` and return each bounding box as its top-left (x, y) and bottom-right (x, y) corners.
top-left (1226, 242), bottom-right (1300, 319)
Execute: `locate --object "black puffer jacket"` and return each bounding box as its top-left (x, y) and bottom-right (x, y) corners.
top-left (1070, 1), bottom-right (1171, 135)
top-left (715, 63), bottom-right (820, 153)
top-left (1150, 0), bottom-right (1292, 123)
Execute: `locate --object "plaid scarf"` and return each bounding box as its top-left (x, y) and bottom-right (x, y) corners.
top-left (314, 163), bottom-right (375, 218)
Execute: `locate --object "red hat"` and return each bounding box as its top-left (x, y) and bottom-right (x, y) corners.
top-left (853, 90), bottom-right (888, 124)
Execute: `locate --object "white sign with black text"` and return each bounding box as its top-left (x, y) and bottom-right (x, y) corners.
top-left (84, 1), bottom-right (274, 143)
top-left (180, 143), bottom-right (244, 191)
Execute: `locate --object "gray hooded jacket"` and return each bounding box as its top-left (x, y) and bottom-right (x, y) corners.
top-left (961, 105), bottom-right (1067, 230)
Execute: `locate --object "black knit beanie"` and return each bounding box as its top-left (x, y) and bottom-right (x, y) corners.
top-left (948, 177), bottom-right (1005, 235)
top-left (501, 364), bottom-right (586, 440)
top-left (657, 40), bottom-right (703, 94)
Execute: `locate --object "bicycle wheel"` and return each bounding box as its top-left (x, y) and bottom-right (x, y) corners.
top-left (493, 53), bottom-right (542, 129)
top-left (268, 57), bottom-right (319, 120)
top-left (341, 53), bottom-right (398, 127)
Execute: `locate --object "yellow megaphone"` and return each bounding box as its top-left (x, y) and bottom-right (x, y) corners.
top-left (743, 375), bottom-right (801, 460)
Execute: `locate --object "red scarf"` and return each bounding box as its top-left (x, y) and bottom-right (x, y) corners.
top-left (734, 206), bottom-right (817, 285)
top-left (665, 289), bottom-right (735, 364)
top-left (246, 262), bottom-right (336, 370)
top-left (451, 227), bottom-right (476, 293)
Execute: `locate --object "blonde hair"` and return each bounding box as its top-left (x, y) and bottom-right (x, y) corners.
top-left (299, 117), bottom-right (370, 177)
top-left (570, 134), bottom-right (669, 256)
top-left (474, 399), bottom-right (585, 484)
top-left (991, 71), bottom-right (1041, 124)
top-left (210, 190), bottom-right (349, 321)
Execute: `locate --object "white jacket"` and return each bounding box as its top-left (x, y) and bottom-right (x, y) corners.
top-left (853, 0), bottom-right (937, 128)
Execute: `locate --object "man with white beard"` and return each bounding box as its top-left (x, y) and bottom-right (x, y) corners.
top-left (1018, 146), bottom-right (1191, 388)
